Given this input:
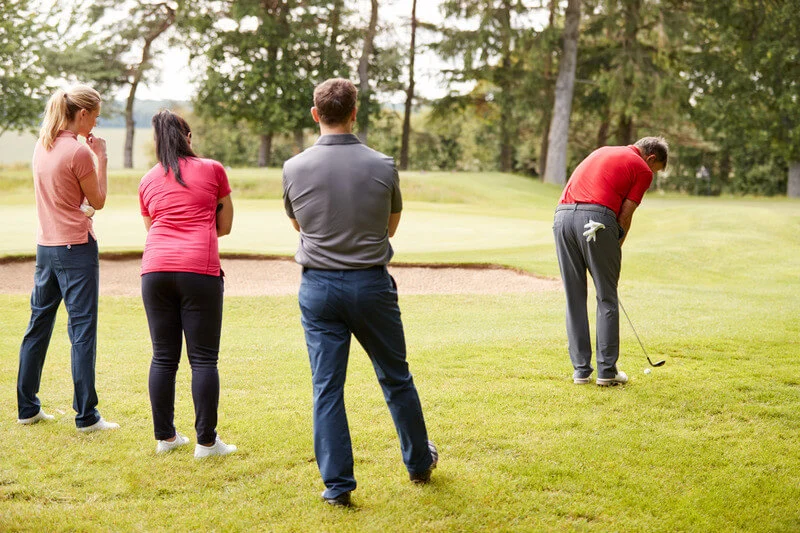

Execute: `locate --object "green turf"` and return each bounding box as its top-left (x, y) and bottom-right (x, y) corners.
top-left (1, 170), bottom-right (799, 531)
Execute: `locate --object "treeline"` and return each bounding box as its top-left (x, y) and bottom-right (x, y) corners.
top-left (1, 0), bottom-right (798, 196)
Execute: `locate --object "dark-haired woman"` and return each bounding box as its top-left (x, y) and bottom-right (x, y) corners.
top-left (17, 85), bottom-right (119, 433)
top-left (139, 110), bottom-right (236, 457)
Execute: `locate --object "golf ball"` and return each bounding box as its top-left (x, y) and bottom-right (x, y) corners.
top-left (644, 368), bottom-right (652, 375)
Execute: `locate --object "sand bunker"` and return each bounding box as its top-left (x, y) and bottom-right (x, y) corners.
top-left (0, 256), bottom-right (561, 296)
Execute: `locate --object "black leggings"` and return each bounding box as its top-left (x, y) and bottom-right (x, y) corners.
top-left (142, 272), bottom-right (224, 445)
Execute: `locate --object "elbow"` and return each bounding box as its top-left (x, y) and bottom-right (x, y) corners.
top-left (217, 221), bottom-right (233, 236)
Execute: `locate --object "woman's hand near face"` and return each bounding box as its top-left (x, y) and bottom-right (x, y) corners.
top-left (87, 134), bottom-right (107, 162)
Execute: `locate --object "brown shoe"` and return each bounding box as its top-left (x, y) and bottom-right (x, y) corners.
top-left (410, 440), bottom-right (438, 484)
top-left (322, 491), bottom-right (351, 507)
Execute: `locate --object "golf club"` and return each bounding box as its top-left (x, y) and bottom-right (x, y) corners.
top-left (618, 298), bottom-right (666, 367)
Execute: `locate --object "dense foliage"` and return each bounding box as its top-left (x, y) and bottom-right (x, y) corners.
top-left (1, 0), bottom-right (798, 195)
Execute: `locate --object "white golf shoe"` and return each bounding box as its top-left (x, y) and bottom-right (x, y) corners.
top-left (194, 436), bottom-right (237, 458)
top-left (78, 418), bottom-right (120, 433)
top-left (596, 371), bottom-right (629, 387)
top-left (18, 410), bottom-right (55, 425)
top-left (156, 433), bottom-right (190, 454)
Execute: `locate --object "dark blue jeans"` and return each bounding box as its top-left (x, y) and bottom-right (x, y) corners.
top-left (17, 236), bottom-right (101, 428)
top-left (299, 266), bottom-right (433, 499)
top-left (142, 272), bottom-right (224, 445)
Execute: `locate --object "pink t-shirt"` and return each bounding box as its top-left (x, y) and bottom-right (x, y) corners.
top-left (139, 158), bottom-right (232, 276)
top-left (32, 131), bottom-right (97, 245)
top-left (559, 145), bottom-right (653, 215)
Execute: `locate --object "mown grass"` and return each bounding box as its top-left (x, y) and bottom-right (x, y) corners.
top-left (0, 169), bottom-right (799, 531)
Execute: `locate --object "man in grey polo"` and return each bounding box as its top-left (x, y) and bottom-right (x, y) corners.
top-left (282, 78), bottom-right (437, 507)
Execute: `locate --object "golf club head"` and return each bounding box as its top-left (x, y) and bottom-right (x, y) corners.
top-left (648, 357), bottom-right (666, 367)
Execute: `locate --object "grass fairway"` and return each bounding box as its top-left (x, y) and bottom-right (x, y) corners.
top-left (1, 169), bottom-right (799, 531)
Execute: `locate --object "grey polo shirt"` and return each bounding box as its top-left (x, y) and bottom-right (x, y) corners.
top-left (282, 133), bottom-right (402, 269)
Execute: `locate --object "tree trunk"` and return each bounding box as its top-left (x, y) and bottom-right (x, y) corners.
top-left (258, 133), bottom-right (273, 167)
top-left (294, 129), bottom-right (304, 154)
top-left (596, 104), bottom-right (611, 147)
top-left (124, 89), bottom-right (136, 169)
top-left (538, 0), bottom-right (558, 177)
top-left (399, 0), bottom-right (417, 171)
top-left (356, 0), bottom-right (379, 143)
top-left (323, 0), bottom-right (342, 76)
top-left (615, 0), bottom-right (639, 147)
top-left (543, 0), bottom-right (581, 186)
top-left (616, 112), bottom-right (634, 145)
top-left (788, 162), bottom-right (800, 198)
top-left (499, 105), bottom-right (513, 172)
top-left (498, 0), bottom-right (513, 173)
top-left (539, 112), bottom-right (551, 177)
top-left (718, 149), bottom-right (731, 188)
top-left (122, 8), bottom-right (175, 168)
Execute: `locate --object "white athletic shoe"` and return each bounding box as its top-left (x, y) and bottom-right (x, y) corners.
top-left (573, 376), bottom-right (591, 385)
top-left (194, 436), bottom-right (237, 459)
top-left (18, 410), bottom-right (55, 425)
top-left (597, 371), bottom-right (629, 387)
top-left (77, 418), bottom-right (120, 433)
top-left (156, 433), bottom-right (190, 454)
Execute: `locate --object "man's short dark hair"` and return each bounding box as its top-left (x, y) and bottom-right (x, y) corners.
top-left (313, 78), bottom-right (358, 125)
top-left (634, 136), bottom-right (669, 168)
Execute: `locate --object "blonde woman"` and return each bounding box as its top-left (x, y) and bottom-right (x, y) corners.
top-left (17, 85), bottom-right (119, 433)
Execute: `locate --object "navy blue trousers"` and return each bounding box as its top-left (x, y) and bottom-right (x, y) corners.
top-left (299, 266), bottom-right (433, 499)
top-left (17, 237), bottom-right (101, 428)
top-left (142, 272), bottom-right (224, 445)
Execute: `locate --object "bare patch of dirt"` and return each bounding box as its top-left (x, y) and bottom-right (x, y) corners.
top-left (0, 256), bottom-right (561, 296)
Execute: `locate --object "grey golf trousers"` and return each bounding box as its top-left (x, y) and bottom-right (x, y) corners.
top-left (553, 203), bottom-right (622, 380)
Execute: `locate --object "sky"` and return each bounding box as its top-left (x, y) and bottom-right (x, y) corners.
top-left (130, 0), bottom-right (455, 104)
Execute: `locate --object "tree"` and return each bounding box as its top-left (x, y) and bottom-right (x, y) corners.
top-left (537, 0), bottom-right (559, 177)
top-left (682, 0), bottom-right (800, 196)
top-left (356, 0), bottom-right (379, 143)
top-left (67, 1), bottom-right (177, 168)
top-left (543, 0), bottom-right (581, 185)
top-left (399, 0), bottom-right (417, 171)
top-left (0, 0), bottom-right (53, 135)
top-left (435, 0), bottom-right (535, 173)
top-left (120, 4), bottom-right (176, 168)
top-left (192, 0), bottom-right (354, 166)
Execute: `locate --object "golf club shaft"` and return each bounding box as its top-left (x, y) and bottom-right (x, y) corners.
top-left (618, 298), bottom-right (659, 366)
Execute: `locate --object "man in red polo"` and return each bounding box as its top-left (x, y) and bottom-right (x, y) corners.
top-left (553, 137), bottom-right (668, 386)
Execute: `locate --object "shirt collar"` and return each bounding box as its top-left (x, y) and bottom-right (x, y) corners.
top-left (58, 130), bottom-right (78, 140)
top-left (315, 133), bottom-right (361, 146)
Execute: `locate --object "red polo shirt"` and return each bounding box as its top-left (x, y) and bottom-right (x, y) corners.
top-left (559, 145), bottom-right (653, 215)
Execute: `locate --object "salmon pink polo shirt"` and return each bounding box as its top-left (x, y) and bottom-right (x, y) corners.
top-left (32, 130), bottom-right (97, 245)
top-left (559, 145), bottom-right (653, 215)
top-left (139, 158), bottom-right (232, 276)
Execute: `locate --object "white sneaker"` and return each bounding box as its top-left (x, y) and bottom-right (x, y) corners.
top-left (156, 433), bottom-right (190, 454)
top-left (573, 376), bottom-right (591, 385)
top-left (597, 371), bottom-right (629, 387)
top-left (18, 410), bottom-right (55, 425)
top-left (194, 436), bottom-right (237, 458)
top-left (77, 417), bottom-right (120, 433)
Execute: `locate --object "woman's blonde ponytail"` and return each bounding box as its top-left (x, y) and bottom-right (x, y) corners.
top-left (38, 85), bottom-right (102, 150)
